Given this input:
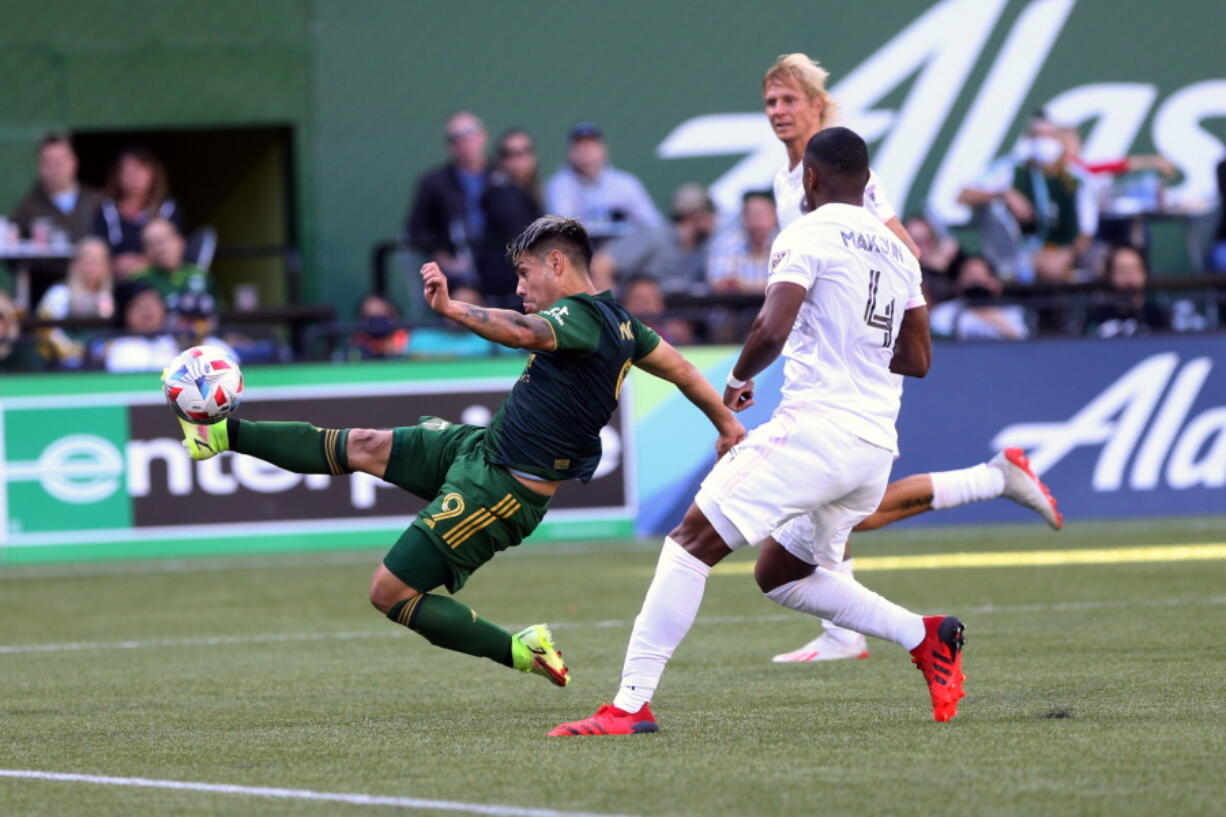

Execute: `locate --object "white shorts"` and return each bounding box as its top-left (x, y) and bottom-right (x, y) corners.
top-left (695, 409), bottom-right (893, 563)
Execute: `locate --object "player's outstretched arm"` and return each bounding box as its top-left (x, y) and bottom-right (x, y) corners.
top-left (421, 263), bottom-right (557, 351)
top-left (722, 281), bottom-right (807, 411)
top-left (635, 340), bottom-right (745, 455)
top-left (890, 305), bottom-right (932, 378)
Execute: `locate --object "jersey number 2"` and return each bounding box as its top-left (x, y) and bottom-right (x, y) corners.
top-left (864, 269), bottom-right (895, 348)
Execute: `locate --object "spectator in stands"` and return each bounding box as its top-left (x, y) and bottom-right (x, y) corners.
top-left (167, 287), bottom-right (239, 360)
top-left (706, 190), bottom-right (778, 293)
top-left (958, 112), bottom-right (1096, 283)
top-left (621, 275), bottom-right (693, 345)
top-left (10, 131), bottom-right (101, 245)
top-left (346, 292), bottom-right (410, 360)
top-left (94, 147), bottom-right (182, 279)
top-left (36, 236), bottom-right (113, 322)
top-left (1084, 245), bottom-right (1170, 338)
top-left (1210, 158), bottom-right (1226, 273)
top-left (101, 280), bottom-right (178, 372)
top-left (34, 236), bottom-right (114, 367)
top-left (902, 214), bottom-right (960, 303)
top-left (590, 183), bottom-right (715, 293)
top-left (544, 123), bottom-right (662, 242)
top-left (0, 290), bottom-right (45, 372)
top-left (407, 284), bottom-right (497, 358)
top-left (929, 255), bottom-right (1029, 341)
top-left (405, 111), bottom-right (492, 291)
top-left (481, 128), bottom-right (544, 306)
top-left (130, 218), bottom-right (208, 299)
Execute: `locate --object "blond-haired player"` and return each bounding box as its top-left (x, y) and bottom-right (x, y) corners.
top-left (762, 53), bottom-right (1061, 663)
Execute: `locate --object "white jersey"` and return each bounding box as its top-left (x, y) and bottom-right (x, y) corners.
top-left (773, 161), bottom-right (897, 229)
top-left (767, 202), bottom-right (924, 453)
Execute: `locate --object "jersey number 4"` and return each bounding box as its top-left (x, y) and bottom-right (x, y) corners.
top-left (864, 269), bottom-right (895, 348)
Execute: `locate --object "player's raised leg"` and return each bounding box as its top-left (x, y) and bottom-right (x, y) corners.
top-left (178, 416), bottom-right (361, 478)
top-left (855, 451), bottom-right (1062, 533)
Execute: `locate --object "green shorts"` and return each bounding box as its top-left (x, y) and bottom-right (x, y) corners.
top-left (381, 417), bottom-right (550, 593)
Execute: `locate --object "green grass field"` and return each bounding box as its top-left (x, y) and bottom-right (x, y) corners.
top-left (2, 517), bottom-right (1225, 817)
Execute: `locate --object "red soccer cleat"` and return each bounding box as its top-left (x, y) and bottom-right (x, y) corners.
top-left (548, 703), bottom-right (659, 736)
top-left (910, 615), bottom-right (966, 722)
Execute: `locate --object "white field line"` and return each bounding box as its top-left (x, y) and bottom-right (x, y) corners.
top-left (2, 596), bottom-right (1223, 657)
top-left (0, 769), bottom-right (640, 817)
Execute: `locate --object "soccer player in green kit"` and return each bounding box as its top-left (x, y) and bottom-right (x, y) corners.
top-left (175, 216), bottom-right (745, 687)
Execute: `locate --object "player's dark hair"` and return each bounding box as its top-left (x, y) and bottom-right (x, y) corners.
top-left (803, 126), bottom-right (869, 179)
top-left (506, 215), bottom-right (593, 271)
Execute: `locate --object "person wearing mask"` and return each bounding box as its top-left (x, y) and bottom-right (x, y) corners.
top-left (1084, 245), bottom-right (1170, 338)
top-left (958, 113), bottom-right (1097, 283)
top-left (405, 111), bottom-right (491, 289)
top-left (346, 292), bottom-right (411, 360)
top-left (93, 147), bottom-right (182, 279)
top-left (929, 255), bottom-right (1030, 341)
top-left (544, 123), bottom-right (662, 242)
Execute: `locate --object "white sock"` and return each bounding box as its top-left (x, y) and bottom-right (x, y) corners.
top-left (613, 537), bottom-right (711, 714)
top-left (766, 568), bottom-right (926, 651)
top-left (930, 464), bottom-right (1005, 510)
top-left (820, 559), bottom-right (862, 644)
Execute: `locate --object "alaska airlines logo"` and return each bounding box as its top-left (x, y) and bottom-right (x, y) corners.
top-left (657, 0), bottom-right (1225, 221)
top-left (993, 353), bottom-right (1226, 491)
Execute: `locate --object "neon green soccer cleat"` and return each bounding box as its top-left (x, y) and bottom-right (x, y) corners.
top-left (178, 417), bottom-right (230, 461)
top-left (512, 624), bottom-right (570, 687)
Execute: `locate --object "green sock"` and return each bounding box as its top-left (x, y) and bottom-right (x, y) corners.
top-left (387, 594), bottom-right (514, 668)
top-left (227, 419), bottom-right (350, 475)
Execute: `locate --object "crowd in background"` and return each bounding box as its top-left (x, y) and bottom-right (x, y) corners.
top-left (3, 109), bottom-right (1226, 373)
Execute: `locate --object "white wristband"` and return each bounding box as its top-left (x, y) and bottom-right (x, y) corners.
top-left (726, 372), bottom-right (747, 389)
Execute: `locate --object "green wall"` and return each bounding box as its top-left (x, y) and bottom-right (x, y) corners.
top-left (2, 1), bottom-right (1223, 312)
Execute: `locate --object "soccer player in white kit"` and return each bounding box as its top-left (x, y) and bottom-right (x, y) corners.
top-left (551, 127), bottom-right (966, 736)
top-left (762, 54), bottom-right (1061, 664)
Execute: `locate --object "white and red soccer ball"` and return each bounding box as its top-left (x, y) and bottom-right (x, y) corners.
top-left (162, 345), bottom-right (243, 424)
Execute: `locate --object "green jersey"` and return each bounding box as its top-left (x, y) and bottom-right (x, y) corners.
top-left (483, 291), bottom-right (660, 483)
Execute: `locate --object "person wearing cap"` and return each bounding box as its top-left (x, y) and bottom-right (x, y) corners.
top-left (167, 286), bottom-right (239, 360)
top-left (544, 123), bottom-right (662, 242)
top-left (589, 182), bottom-right (716, 294)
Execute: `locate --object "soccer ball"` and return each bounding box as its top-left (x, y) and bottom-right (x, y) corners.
top-left (162, 345), bottom-right (243, 424)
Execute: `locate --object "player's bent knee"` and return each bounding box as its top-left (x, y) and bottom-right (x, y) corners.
top-left (755, 539), bottom-right (814, 593)
top-left (368, 564), bottom-right (418, 614)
